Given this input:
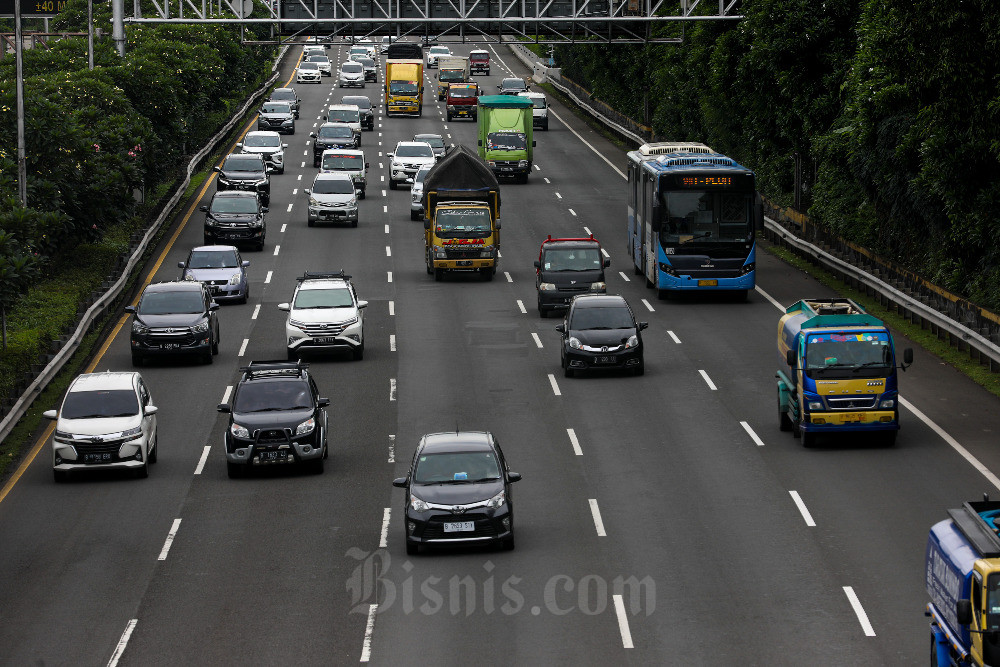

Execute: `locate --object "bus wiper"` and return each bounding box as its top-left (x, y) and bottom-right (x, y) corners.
top-left (680, 232), bottom-right (713, 243)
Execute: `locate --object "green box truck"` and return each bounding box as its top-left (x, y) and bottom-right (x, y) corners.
top-left (476, 95), bottom-right (535, 183)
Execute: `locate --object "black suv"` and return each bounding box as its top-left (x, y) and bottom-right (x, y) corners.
top-left (126, 281), bottom-right (220, 366)
top-left (201, 190), bottom-right (268, 250)
top-left (269, 87), bottom-right (301, 118)
top-left (310, 123), bottom-right (358, 166)
top-left (556, 295), bottom-right (647, 377)
top-left (217, 361), bottom-right (329, 478)
top-left (498, 77), bottom-right (529, 95)
top-left (341, 95), bottom-right (375, 130)
top-left (534, 236), bottom-right (610, 317)
top-left (215, 153), bottom-right (271, 206)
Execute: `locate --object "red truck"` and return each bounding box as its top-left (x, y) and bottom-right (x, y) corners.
top-left (469, 49), bottom-right (490, 75)
top-left (446, 83), bottom-right (480, 121)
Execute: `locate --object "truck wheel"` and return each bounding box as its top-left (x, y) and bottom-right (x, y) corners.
top-left (434, 268), bottom-right (444, 282)
top-left (446, 112), bottom-right (452, 121)
top-left (779, 409), bottom-right (793, 432)
top-left (801, 432), bottom-right (817, 448)
top-left (481, 267), bottom-right (493, 281)
top-left (657, 289), bottom-right (670, 301)
top-left (885, 431), bottom-right (898, 447)
top-left (410, 210), bottom-right (419, 221)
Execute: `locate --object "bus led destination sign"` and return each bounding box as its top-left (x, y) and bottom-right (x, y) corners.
top-left (679, 176), bottom-right (732, 187)
top-left (0, 0), bottom-right (66, 16)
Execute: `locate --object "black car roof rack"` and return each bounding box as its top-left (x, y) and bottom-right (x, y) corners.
top-left (240, 360), bottom-right (308, 377)
top-left (297, 270), bottom-right (351, 282)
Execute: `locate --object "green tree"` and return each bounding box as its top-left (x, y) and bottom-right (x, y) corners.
top-left (0, 230), bottom-right (39, 349)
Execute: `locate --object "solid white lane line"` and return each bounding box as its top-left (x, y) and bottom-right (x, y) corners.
top-left (359, 603), bottom-right (378, 662)
top-left (238, 338), bottom-right (249, 357)
top-left (387, 434), bottom-right (395, 463)
top-left (379, 507), bottom-right (391, 548)
top-left (193, 446), bottom-right (211, 475)
top-left (588, 499), bottom-right (606, 536)
top-left (504, 271), bottom-right (512, 283)
top-left (517, 300), bottom-right (527, 314)
top-left (390, 334), bottom-right (396, 352)
top-left (843, 587), bottom-right (876, 636)
top-left (251, 304), bottom-right (260, 320)
top-left (548, 108), bottom-right (627, 180)
top-left (280, 223), bottom-right (287, 233)
top-left (385, 245), bottom-right (391, 257)
top-left (789, 490), bottom-right (816, 526)
top-left (583, 226), bottom-right (592, 235)
top-left (547, 374), bottom-right (561, 396)
top-left (699, 370), bottom-right (718, 391)
top-left (107, 619), bottom-right (138, 667)
top-left (667, 330), bottom-right (681, 344)
top-left (531, 333), bottom-right (543, 348)
top-left (389, 378), bottom-right (396, 401)
top-left (741, 421), bottom-right (765, 447)
top-left (900, 397), bottom-right (1000, 491)
top-left (613, 595), bottom-right (634, 649)
top-left (273, 245), bottom-right (280, 256)
top-left (618, 271), bottom-right (631, 282)
top-left (569, 209), bottom-right (577, 216)
top-left (641, 299), bottom-right (654, 312)
top-left (387, 271), bottom-right (393, 283)
top-left (221, 385), bottom-right (232, 404)
top-left (157, 518), bottom-right (182, 561)
top-left (567, 428), bottom-right (583, 456)
top-left (756, 285), bottom-right (785, 312)
top-left (265, 271), bottom-right (272, 284)
top-left (389, 300), bottom-right (395, 316)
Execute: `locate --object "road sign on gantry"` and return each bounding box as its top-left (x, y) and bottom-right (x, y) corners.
top-left (0, 0), bottom-right (67, 17)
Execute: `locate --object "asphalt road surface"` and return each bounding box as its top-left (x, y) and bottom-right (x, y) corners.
top-left (1, 40), bottom-right (999, 666)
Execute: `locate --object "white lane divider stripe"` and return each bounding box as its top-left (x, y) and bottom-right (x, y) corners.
top-left (157, 518), bottom-right (182, 561)
top-left (389, 300), bottom-right (395, 316)
top-left (385, 245), bottom-right (392, 257)
top-left (740, 421), bottom-right (765, 447)
top-left (699, 370), bottom-right (718, 391)
top-left (252, 304), bottom-right (260, 320)
top-left (107, 619), bottom-right (138, 667)
top-left (618, 271), bottom-right (631, 282)
top-left (667, 330), bottom-right (681, 344)
top-left (613, 595), bottom-right (634, 648)
top-left (544, 177), bottom-right (551, 184)
top-left (387, 271), bottom-right (393, 283)
top-left (273, 245), bottom-right (280, 256)
top-left (389, 378), bottom-right (396, 401)
top-left (641, 299), bottom-right (654, 312)
top-left (359, 603), bottom-right (378, 662)
top-left (504, 271), bottom-right (513, 283)
top-left (843, 587), bottom-right (876, 636)
top-left (789, 490), bottom-right (816, 526)
top-left (555, 192), bottom-right (562, 199)
top-left (569, 209), bottom-right (577, 216)
top-left (517, 300), bottom-right (527, 314)
top-left (567, 428), bottom-right (583, 456)
top-left (286, 203), bottom-right (293, 212)
top-left (194, 446), bottom-right (211, 475)
top-left (238, 338), bottom-right (249, 357)
top-left (601, 248), bottom-right (610, 258)
top-left (387, 434), bottom-right (395, 464)
top-left (384, 224), bottom-right (390, 234)
top-left (756, 285), bottom-right (785, 312)
top-left (588, 499), bottom-right (606, 536)
top-left (265, 271), bottom-right (272, 284)
top-left (547, 374), bottom-right (561, 396)
top-left (281, 223), bottom-right (287, 233)
top-left (379, 508), bottom-right (391, 548)
top-left (390, 334), bottom-right (396, 352)
top-left (531, 333), bottom-right (543, 349)
top-left (583, 226), bottom-right (592, 235)
top-left (548, 107), bottom-right (628, 180)
top-left (221, 385), bottom-right (233, 404)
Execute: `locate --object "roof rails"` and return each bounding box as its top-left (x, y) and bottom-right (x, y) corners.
top-left (297, 270), bottom-right (352, 282)
top-left (638, 142), bottom-right (713, 156)
top-left (240, 360), bottom-right (309, 377)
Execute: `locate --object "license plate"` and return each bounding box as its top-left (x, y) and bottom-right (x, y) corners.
top-left (698, 279), bottom-right (718, 286)
top-left (500, 167), bottom-right (512, 172)
top-left (161, 343), bottom-right (179, 350)
top-left (456, 260), bottom-right (472, 266)
top-left (443, 522), bottom-right (475, 533)
top-left (313, 337), bottom-right (336, 343)
top-left (83, 452), bottom-right (113, 463)
top-left (258, 450), bottom-right (286, 462)
top-left (596, 355), bottom-right (617, 364)
top-left (840, 412), bottom-right (866, 422)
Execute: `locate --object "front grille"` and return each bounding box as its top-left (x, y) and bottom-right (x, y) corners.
top-left (493, 160), bottom-right (521, 168)
top-left (556, 286), bottom-right (590, 295)
top-left (826, 397), bottom-right (878, 410)
top-left (446, 249), bottom-right (483, 260)
top-left (73, 440), bottom-right (126, 456)
top-left (299, 322), bottom-right (350, 336)
top-left (256, 428), bottom-right (290, 444)
top-left (423, 513), bottom-right (498, 540)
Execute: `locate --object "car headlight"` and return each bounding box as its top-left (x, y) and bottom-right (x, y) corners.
top-left (538, 282), bottom-right (556, 291)
top-left (132, 321), bottom-right (149, 335)
top-left (590, 282), bottom-right (607, 292)
top-left (192, 321), bottom-right (210, 334)
top-left (625, 335), bottom-right (639, 349)
top-left (340, 316), bottom-right (359, 328)
top-left (228, 273), bottom-right (242, 285)
top-left (487, 489), bottom-right (506, 509)
top-left (410, 494), bottom-right (429, 512)
top-left (248, 219), bottom-right (263, 228)
top-left (879, 399), bottom-right (895, 409)
top-left (289, 319), bottom-right (308, 330)
top-left (295, 417), bottom-right (315, 435)
top-left (230, 423), bottom-right (250, 439)
top-left (568, 337), bottom-right (582, 349)
top-left (447, 105), bottom-right (455, 110)
top-left (309, 197), bottom-right (320, 207)
top-left (487, 160), bottom-right (496, 167)
top-left (205, 218), bottom-right (218, 227)
top-left (253, 178), bottom-right (267, 186)
top-left (121, 426), bottom-right (142, 438)
top-left (184, 274), bottom-right (198, 281)
top-left (347, 199), bottom-right (358, 209)
top-left (218, 177), bottom-right (231, 186)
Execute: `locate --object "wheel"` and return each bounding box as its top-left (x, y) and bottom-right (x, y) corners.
top-left (313, 160), bottom-right (320, 168)
top-left (308, 218), bottom-right (315, 227)
top-left (434, 268), bottom-right (444, 282)
top-left (227, 462), bottom-right (243, 479)
top-left (405, 539), bottom-right (419, 556)
top-left (211, 330), bottom-right (219, 355)
top-left (538, 305), bottom-right (548, 318)
top-left (481, 267), bottom-right (493, 281)
top-left (276, 167), bottom-right (284, 175)
top-left (885, 431), bottom-right (898, 447)
top-left (204, 236), bottom-right (212, 246)
top-left (543, 122), bottom-right (548, 131)
top-left (309, 457), bottom-right (325, 474)
top-left (563, 361), bottom-right (573, 378)
top-left (411, 210), bottom-right (419, 221)
top-left (131, 353), bottom-right (143, 367)
top-left (351, 219), bottom-right (358, 228)
top-left (148, 436), bottom-right (157, 463)
top-left (352, 342), bottom-right (365, 360)
top-left (446, 112), bottom-right (452, 121)
top-left (255, 241), bottom-right (265, 252)
top-left (203, 350), bottom-right (214, 364)
top-left (289, 126), bottom-right (295, 135)
top-left (633, 260), bottom-right (642, 276)
top-left (286, 347), bottom-right (297, 361)
top-left (359, 189), bottom-right (366, 200)
top-left (733, 289), bottom-right (749, 302)
top-left (53, 469), bottom-right (69, 483)
top-left (633, 361), bottom-right (645, 376)
top-left (657, 289), bottom-right (670, 301)
top-left (135, 461), bottom-right (149, 479)
top-left (389, 179), bottom-right (397, 190)
top-left (238, 287), bottom-right (248, 305)
top-left (802, 431), bottom-right (817, 448)
top-left (501, 532), bottom-right (515, 551)
top-left (779, 408), bottom-right (793, 432)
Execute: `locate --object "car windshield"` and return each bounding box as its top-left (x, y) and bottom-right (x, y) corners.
top-left (570, 305), bottom-right (635, 330)
top-left (188, 249), bottom-right (239, 269)
top-left (294, 286), bottom-right (354, 308)
top-left (300, 62), bottom-right (319, 70)
top-left (261, 103), bottom-right (291, 114)
top-left (320, 126), bottom-right (354, 138)
top-left (440, 70), bottom-right (465, 82)
top-left (416, 136), bottom-right (444, 149)
top-left (396, 144), bottom-right (433, 158)
top-left (312, 178), bottom-right (355, 194)
top-left (138, 290), bottom-right (204, 315)
top-left (413, 451), bottom-right (501, 484)
top-left (343, 97), bottom-right (372, 110)
top-left (434, 209), bottom-right (492, 237)
top-left (542, 248), bottom-right (602, 271)
top-left (211, 197), bottom-right (258, 214)
top-left (328, 110), bottom-right (359, 123)
top-left (234, 381), bottom-right (312, 412)
top-left (322, 155), bottom-right (365, 170)
top-left (389, 81), bottom-right (418, 94)
top-left (223, 157), bottom-right (264, 172)
top-left (502, 79), bottom-right (525, 89)
top-left (244, 134), bottom-right (280, 147)
top-left (341, 63), bottom-right (363, 73)
top-left (61, 389), bottom-right (139, 419)
top-left (486, 132), bottom-right (526, 151)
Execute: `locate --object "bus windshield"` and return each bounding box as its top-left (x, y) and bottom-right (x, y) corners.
top-left (660, 191), bottom-right (753, 246)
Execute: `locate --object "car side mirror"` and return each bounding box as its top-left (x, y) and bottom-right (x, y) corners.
top-left (43, 409), bottom-right (58, 420)
top-left (639, 322), bottom-right (649, 330)
top-left (216, 404), bottom-right (232, 414)
top-left (200, 205), bottom-right (208, 212)
top-left (213, 166), bottom-right (221, 173)
top-left (177, 261), bottom-right (186, 269)
top-left (309, 132), bottom-right (317, 138)
top-left (209, 303), bottom-right (220, 311)
top-left (786, 349), bottom-right (796, 367)
top-left (303, 188), bottom-right (311, 195)
top-left (392, 477), bottom-right (408, 488)
top-left (603, 258), bottom-right (611, 268)
top-left (282, 143), bottom-right (288, 148)
top-left (262, 207), bottom-right (269, 213)
top-left (242, 260), bottom-right (250, 267)
top-left (533, 260), bottom-right (540, 269)
top-left (277, 303), bottom-right (290, 311)
top-left (324, 115), bottom-right (329, 121)
top-left (507, 472), bottom-right (522, 483)
top-left (144, 405), bottom-right (158, 416)
top-left (555, 324), bottom-right (566, 334)
top-left (957, 599), bottom-right (973, 626)
top-left (125, 305), bottom-right (136, 313)
top-left (317, 398), bottom-right (330, 408)
top-left (497, 84), bottom-right (501, 89)
top-left (235, 143), bottom-right (243, 151)
top-left (365, 162), bottom-right (370, 169)
top-left (387, 153), bottom-right (394, 158)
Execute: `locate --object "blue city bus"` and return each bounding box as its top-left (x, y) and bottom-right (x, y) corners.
top-left (626, 142), bottom-right (762, 300)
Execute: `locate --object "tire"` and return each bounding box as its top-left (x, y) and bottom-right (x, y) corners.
top-left (411, 210), bottom-right (419, 221)
top-left (308, 218), bottom-right (315, 227)
top-left (287, 348), bottom-right (297, 361)
top-left (359, 189), bottom-right (366, 200)
top-left (778, 408), bottom-right (793, 432)
top-left (352, 342), bottom-right (365, 361)
top-left (309, 457), bottom-right (325, 474)
top-left (238, 287), bottom-right (248, 305)
top-left (405, 539), bottom-right (419, 556)
top-left (633, 260), bottom-right (642, 276)
top-left (53, 469), bottom-right (69, 483)
top-left (501, 532), bottom-right (515, 551)
top-left (255, 241), bottom-right (265, 252)
top-left (290, 126), bottom-right (295, 135)
top-left (351, 219), bottom-right (358, 228)
top-left (135, 461), bottom-right (149, 479)
top-left (633, 361), bottom-right (645, 377)
top-left (203, 350), bottom-right (214, 364)
top-left (657, 289), bottom-right (670, 301)
top-left (801, 431), bottom-right (817, 448)
top-left (313, 160), bottom-right (320, 168)
top-left (538, 306), bottom-right (548, 318)
top-left (131, 353), bottom-right (143, 367)
top-left (389, 180), bottom-right (397, 190)
top-left (148, 436), bottom-right (157, 463)
top-left (446, 112), bottom-right (452, 121)
top-left (885, 431), bottom-right (898, 447)
top-left (227, 462), bottom-right (243, 479)
top-left (481, 267), bottom-right (493, 281)
top-left (563, 362), bottom-right (573, 378)
top-left (212, 331), bottom-right (219, 355)
top-left (434, 268), bottom-right (444, 282)
top-left (204, 236), bottom-right (212, 246)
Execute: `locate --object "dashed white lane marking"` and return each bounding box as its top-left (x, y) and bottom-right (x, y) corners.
top-left (517, 300), bottom-right (527, 314)
top-left (297, 174), bottom-right (302, 181)
top-left (286, 204), bottom-right (293, 212)
top-left (618, 271), bottom-right (630, 282)
top-left (583, 226), bottom-right (592, 235)
top-left (567, 428), bottom-right (583, 456)
top-left (359, 603), bottom-right (378, 662)
top-left (238, 338), bottom-right (249, 357)
top-left (569, 209), bottom-right (577, 216)
top-left (382, 190), bottom-right (387, 197)
top-left (641, 299), bottom-right (654, 312)
top-left (390, 334), bottom-right (396, 352)
top-left (221, 385), bottom-right (232, 404)
top-left (531, 333), bottom-right (543, 349)
top-left (383, 205), bottom-right (388, 213)
top-left (699, 370), bottom-right (718, 391)
top-left (588, 499), bottom-right (606, 536)
top-left (379, 507), bottom-right (391, 548)
top-left (498, 250), bottom-right (502, 258)
top-left (385, 245), bottom-right (392, 257)
top-left (384, 224), bottom-right (390, 234)
top-left (107, 619), bottom-right (138, 667)
top-left (300, 161), bottom-right (305, 168)
top-left (387, 271), bottom-right (393, 283)
top-left (601, 248), bottom-right (610, 258)
top-left (667, 330), bottom-right (681, 344)
top-left (533, 164), bottom-right (541, 171)
top-left (389, 378), bottom-right (397, 401)
top-left (387, 434), bottom-right (395, 463)
top-left (504, 271), bottom-right (512, 283)
top-left (543, 177), bottom-right (551, 184)
top-left (547, 374), bottom-right (561, 396)
top-left (273, 245), bottom-right (280, 256)
top-left (843, 587), bottom-right (876, 637)
top-left (740, 421), bottom-right (765, 447)
top-left (193, 444), bottom-right (211, 475)
top-left (789, 490), bottom-right (816, 526)
top-left (302, 150), bottom-right (308, 155)
top-left (265, 271), bottom-right (272, 284)
top-left (157, 518), bottom-right (182, 561)
top-left (555, 192), bottom-right (562, 199)
top-left (613, 595), bottom-right (634, 649)
top-left (252, 304), bottom-right (260, 320)
top-left (755, 285), bottom-right (784, 311)
top-left (389, 300), bottom-right (395, 316)
top-left (281, 223), bottom-right (287, 233)
top-left (292, 188), bottom-right (298, 195)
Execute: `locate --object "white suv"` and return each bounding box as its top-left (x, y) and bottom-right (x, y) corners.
top-left (45, 371), bottom-right (159, 481)
top-left (426, 45), bottom-right (451, 68)
top-left (387, 141), bottom-right (436, 189)
top-left (237, 131), bottom-right (288, 174)
top-left (278, 271), bottom-right (368, 360)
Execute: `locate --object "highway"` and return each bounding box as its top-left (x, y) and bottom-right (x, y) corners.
top-left (1, 40), bottom-right (1000, 666)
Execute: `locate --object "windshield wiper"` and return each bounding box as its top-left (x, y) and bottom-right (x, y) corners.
top-left (244, 407), bottom-right (291, 413)
top-left (680, 232), bottom-right (714, 243)
top-left (468, 477), bottom-right (501, 483)
top-left (853, 361), bottom-right (890, 371)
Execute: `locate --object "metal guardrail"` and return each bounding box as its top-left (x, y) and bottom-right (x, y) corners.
top-left (505, 41), bottom-right (1000, 373)
top-left (0, 47), bottom-right (289, 446)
